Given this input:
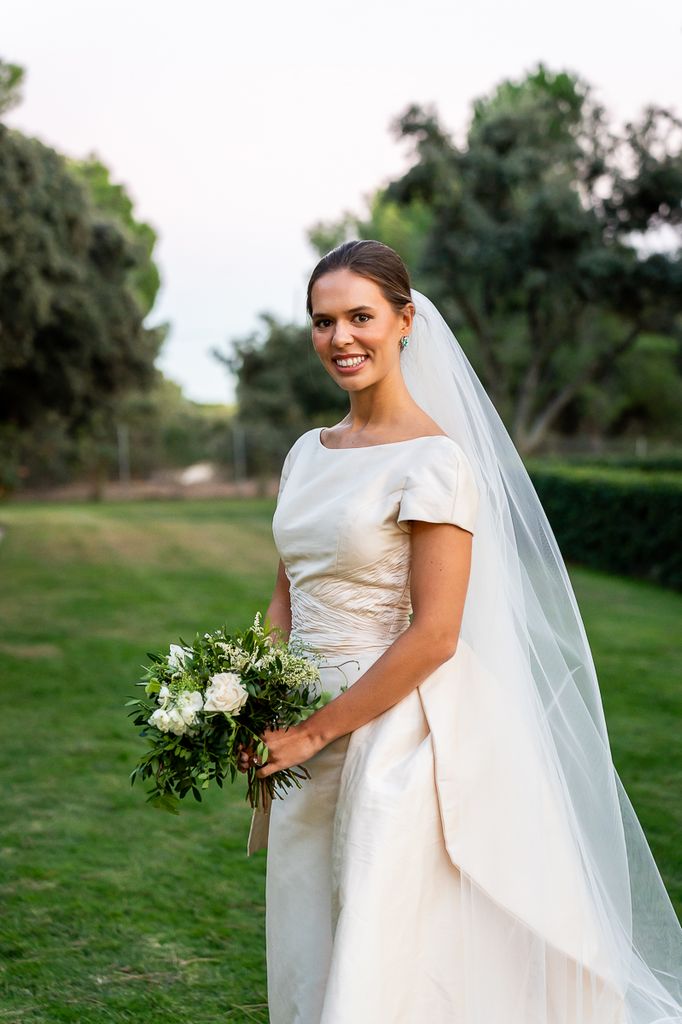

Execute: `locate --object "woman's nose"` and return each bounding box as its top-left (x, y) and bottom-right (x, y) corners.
top-left (332, 322), bottom-right (354, 345)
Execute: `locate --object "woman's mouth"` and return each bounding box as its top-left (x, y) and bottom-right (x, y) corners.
top-left (333, 354), bottom-right (369, 374)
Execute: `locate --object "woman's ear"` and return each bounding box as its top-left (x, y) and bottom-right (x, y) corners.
top-left (401, 301), bottom-right (415, 335)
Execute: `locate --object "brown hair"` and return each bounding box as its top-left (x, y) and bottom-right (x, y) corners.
top-left (306, 239), bottom-right (412, 319)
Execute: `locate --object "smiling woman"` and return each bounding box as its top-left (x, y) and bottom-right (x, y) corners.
top-left (309, 271), bottom-right (415, 404)
top-left (247, 238), bottom-right (682, 1024)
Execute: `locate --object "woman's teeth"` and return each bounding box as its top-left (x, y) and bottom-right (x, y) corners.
top-left (336, 355), bottom-right (367, 367)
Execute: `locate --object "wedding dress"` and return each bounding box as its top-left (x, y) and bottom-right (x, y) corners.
top-left (247, 289), bottom-right (682, 1023)
top-left (248, 426), bottom-right (607, 1023)
top-left (259, 426), bottom-right (490, 1023)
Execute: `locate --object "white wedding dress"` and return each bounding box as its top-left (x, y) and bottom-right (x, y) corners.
top-left (248, 426), bottom-right (628, 1024)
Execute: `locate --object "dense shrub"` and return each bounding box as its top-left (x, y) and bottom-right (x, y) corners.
top-left (527, 463), bottom-right (682, 591)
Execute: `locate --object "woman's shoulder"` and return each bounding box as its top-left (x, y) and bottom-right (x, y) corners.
top-left (401, 433), bottom-right (474, 472)
top-left (398, 435), bottom-right (480, 533)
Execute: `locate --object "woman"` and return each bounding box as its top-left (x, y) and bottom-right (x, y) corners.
top-left (238, 240), bottom-right (682, 1023)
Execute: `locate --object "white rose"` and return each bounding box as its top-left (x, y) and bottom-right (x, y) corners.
top-left (148, 706), bottom-right (173, 732)
top-left (157, 684), bottom-right (171, 706)
top-left (167, 644), bottom-right (192, 670)
top-left (176, 690), bottom-right (204, 726)
top-left (166, 707), bottom-right (188, 735)
top-left (203, 672), bottom-right (249, 716)
top-left (148, 704), bottom-right (189, 735)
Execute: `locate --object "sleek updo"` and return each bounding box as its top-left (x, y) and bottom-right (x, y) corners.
top-left (306, 239), bottom-right (412, 318)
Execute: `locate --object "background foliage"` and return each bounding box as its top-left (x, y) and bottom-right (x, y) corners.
top-left (2, 59), bottom-right (681, 492)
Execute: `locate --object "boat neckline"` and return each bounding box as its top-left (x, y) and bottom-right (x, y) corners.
top-left (317, 426), bottom-right (452, 451)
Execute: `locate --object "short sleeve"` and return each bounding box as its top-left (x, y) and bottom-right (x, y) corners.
top-left (276, 448), bottom-right (293, 504)
top-left (275, 429), bottom-right (312, 504)
top-left (397, 440), bottom-right (480, 535)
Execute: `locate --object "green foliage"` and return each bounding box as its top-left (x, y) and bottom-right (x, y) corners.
top-left (312, 64), bottom-right (682, 453)
top-left (213, 314), bottom-right (348, 472)
top-left (0, 63), bottom-right (168, 494)
top-left (307, 211), bottom-right (359, 257)
top-left (0, 124), bottom-right (165, 430)
top-left (0, 57), bottom-right (24, 114)
top-left (67, 154), bottom-right (162, 316)
top-left (528, 463), bottom-right (682, 589)
top-left (308, 191), bottom-right (437, 291)
top-left (128, 616), bottom-right (339, 814)
top-left (119, 375), bottom-right (235, 474)
top-left (0, 371), bottom-right (237, 494)
top-left (575, 332), bottom-right (682, 438)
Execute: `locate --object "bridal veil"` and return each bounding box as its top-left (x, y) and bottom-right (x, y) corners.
top-left (402, 287), bottom-right (682, 1023)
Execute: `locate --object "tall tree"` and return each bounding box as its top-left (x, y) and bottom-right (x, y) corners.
top-left (315, 65), bottom-right (682, 453)
top-left (0, 60), bottom-right (166, 435)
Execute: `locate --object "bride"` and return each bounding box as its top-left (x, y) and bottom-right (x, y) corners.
top-left (237, 239), bottom-right (682, 1022)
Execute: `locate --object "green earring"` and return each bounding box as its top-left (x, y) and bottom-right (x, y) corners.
top-left (400, 335), bottom-right (409, 349)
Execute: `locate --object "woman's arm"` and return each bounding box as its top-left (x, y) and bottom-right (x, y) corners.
top-left (264, 558), bottom-right (292, 643)
top-left (245, 521), bottom-right (474, 779)
top-left (299, 519), bottom-right (473, 749)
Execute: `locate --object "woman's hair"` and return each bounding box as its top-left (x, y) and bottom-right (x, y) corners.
top-left (306, 239), bottom-right (412, 318)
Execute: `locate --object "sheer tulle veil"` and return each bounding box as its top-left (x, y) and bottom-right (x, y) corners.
top-left (402, 287), bottom-right (682, 1022)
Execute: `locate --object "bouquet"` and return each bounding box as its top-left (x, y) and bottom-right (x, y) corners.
top-left (126, 612), bottom-right (342, 814)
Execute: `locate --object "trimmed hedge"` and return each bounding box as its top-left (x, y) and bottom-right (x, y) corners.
top-left (526, 464), bottom-right (682, 591)
top-left (559, 455), bottom-right (682, 474)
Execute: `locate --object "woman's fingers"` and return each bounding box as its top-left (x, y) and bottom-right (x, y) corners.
top-left (236, 740), bottom-right (256, 773)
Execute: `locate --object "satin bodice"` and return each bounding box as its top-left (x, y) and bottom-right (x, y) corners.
top-left (272, 426), bottom-right (479, 659)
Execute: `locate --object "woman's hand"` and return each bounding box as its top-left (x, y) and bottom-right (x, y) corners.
top-left (236, 722), bottom-right (322, 780)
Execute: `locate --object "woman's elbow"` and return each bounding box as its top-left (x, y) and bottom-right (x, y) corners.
top-left (409, 618), bottom-right (461, 664)
top-left (436, 632), bottom-right (460, 662)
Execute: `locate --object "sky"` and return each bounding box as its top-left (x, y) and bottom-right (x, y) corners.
top-left (3, 0), bottom-right (681, 404)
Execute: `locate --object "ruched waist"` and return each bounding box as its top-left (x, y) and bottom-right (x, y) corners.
top-left (288, 579), bottom-right (410, 657)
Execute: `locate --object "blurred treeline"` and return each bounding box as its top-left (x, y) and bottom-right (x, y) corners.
top-left (2, 60), bottom-right (682, 498)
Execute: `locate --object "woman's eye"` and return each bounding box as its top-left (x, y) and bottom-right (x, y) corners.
top-left (314, 314), bottom-right (370, 328)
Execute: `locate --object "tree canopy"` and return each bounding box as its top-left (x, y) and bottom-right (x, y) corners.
top-left (0, 58), bottom-right (166, 438)
top-left (213, 313), bottom-right (346, 466)
top-left (308, 65), bottom-right (682, 452)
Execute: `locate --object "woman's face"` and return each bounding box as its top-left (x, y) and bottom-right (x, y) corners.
top-left (310, 268), bottom-right (413, 389)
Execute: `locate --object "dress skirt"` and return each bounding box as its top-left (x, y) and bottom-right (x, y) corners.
top-left (263, 651), bottom-right (627, 1024)
top-left (265, 652), bottom-right (468, 1024)
top-left (262, 425), bottom-right (629, 1023)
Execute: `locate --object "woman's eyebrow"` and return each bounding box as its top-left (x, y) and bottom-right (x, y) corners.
top-left (312, 305), bottom-right (376, 318)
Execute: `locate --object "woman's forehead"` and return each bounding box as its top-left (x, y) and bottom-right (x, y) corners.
top-left (310, 271), bottom-right (384, 314)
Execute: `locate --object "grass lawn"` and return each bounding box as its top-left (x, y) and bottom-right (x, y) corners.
top-left (0, 498), bottom-right (680, 1023)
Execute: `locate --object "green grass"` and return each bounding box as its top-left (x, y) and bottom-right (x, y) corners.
top-left (0, 498), bottom-right (680, 1022)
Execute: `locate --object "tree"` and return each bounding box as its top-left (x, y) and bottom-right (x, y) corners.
top-left (68, 154), bottom-right (161, 316)
top-left (0, 60), bottom-right (166, 437)
top-left (213, 314), bottom-right (346, 471)
top-left (0, 59), bottom-right (23, 115)
top-left (314, 65), bottom-right (682, 453)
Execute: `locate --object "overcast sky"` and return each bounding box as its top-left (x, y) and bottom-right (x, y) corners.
top-left (3, 0), bottom-right (681, 403)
